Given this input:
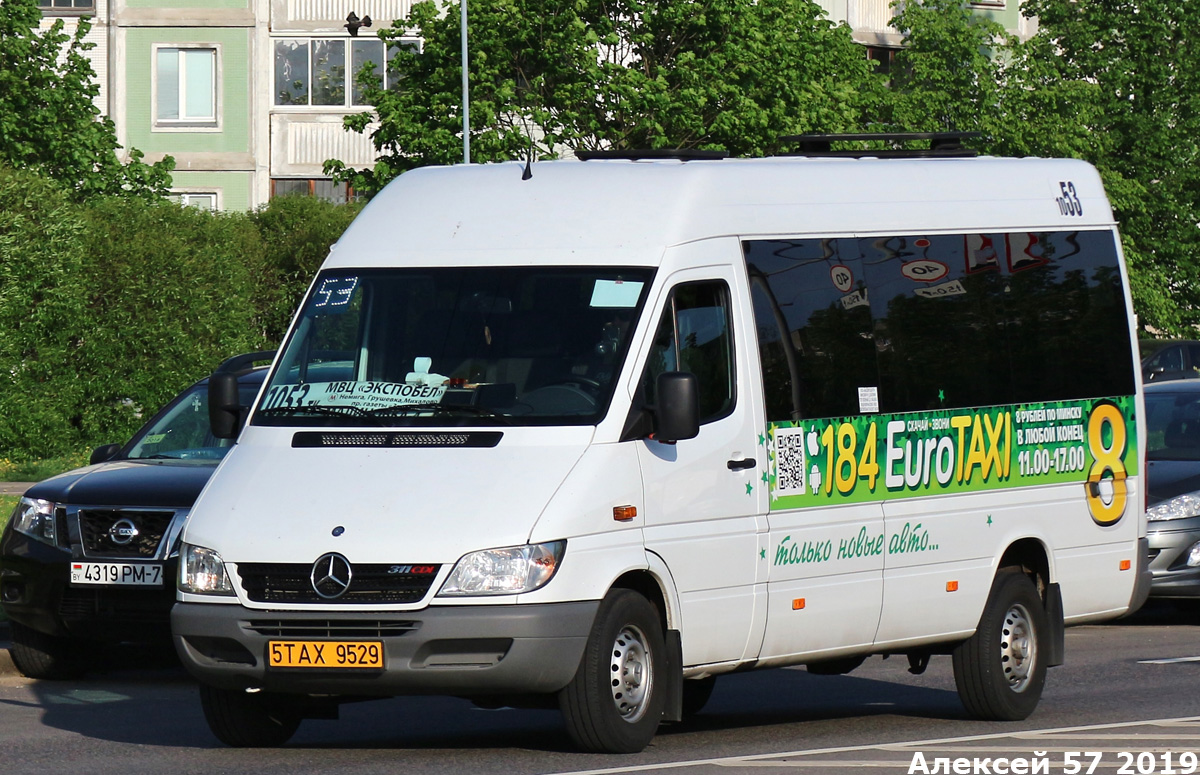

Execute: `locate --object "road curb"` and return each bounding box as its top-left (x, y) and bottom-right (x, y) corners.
top-left (0, 482), bottom-right (33, 496)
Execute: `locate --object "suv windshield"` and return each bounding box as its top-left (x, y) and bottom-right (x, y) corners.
top-left (254, 267), bottom-right (654, 427)
top-left (126, 382), bottom-right (260, 461)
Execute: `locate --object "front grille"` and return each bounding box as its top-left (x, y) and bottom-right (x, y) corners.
top-left (58, 586), bottom-right (174, 626)
top-left (244, 619), bottom-right (421, 638)
top-left (78, 509), bottom-right (176, 558)
top-left (237, 563), bottom-right (441, 604)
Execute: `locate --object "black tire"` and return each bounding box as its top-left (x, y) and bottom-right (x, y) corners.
top-left (199, 683), bottom-right (301, 747)
top-left (8, 622), bottom-right (86, 680)
top-left (559, 589), bottom-right (667, 753)
top-left (681, 676), bottom-right (717, 717)
top-left (952, 568), bottom-right (1048, 721)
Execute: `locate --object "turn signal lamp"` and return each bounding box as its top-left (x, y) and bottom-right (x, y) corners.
top-left (613, 506), bottom-right (637, 522)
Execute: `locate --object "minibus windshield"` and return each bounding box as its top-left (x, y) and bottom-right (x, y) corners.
top-left (254, 266), bottom-right (654, 427)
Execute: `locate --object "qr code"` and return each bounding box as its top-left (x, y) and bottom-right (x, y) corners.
top-left (774, 427), bottom-right (807, 496)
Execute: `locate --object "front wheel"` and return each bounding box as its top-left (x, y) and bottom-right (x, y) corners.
top-left (199, 684), bottom-right (301, 747)
top-left (952, 568), bottom-right (1048, 721)
top-left (8, 622), bottom-right (86, 680)
top-left (559, 589), bottom-right (667, 753)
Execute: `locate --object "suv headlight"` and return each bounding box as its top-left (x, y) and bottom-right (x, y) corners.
top-left (437, 541), bottom-right (565, 597)
top-left (11, 498), bottom-right (58, 546)
top-left (1147, 491), bottom-right (1200, 522)
top-left (179, 543), bottom-right (235, 595)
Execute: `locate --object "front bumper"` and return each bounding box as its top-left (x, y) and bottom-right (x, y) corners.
top-left (0, 531), bottom-right (176, 640)
top-left (172, 599), bottom-right (599, 697)
top-left (1148, 520), bottom-right (1200, 598)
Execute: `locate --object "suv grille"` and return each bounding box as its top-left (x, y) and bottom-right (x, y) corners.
top-left (78, 509), bottom-right (177, 559)
top-left (236, 563), bottom-right (441, 604)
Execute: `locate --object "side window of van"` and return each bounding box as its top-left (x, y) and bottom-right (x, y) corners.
top-left (745, 230), bottom-right (1135, 420)
top-left (641, 281), bottom-right (734, 423)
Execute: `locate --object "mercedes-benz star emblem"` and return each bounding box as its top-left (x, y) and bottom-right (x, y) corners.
top-left (108, 518), bottom-right (139, 546)
top-left (311, 552), bottom-right (353, 599)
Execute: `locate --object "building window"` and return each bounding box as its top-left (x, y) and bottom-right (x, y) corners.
top-left (172, 192), bottom-right (219, 210)
top-left (155, 46), bottom-right (218, 127)
top-left (865, 46), bottom-right (898, 77)
top-left (272, 179), bottom-right (352, 204)
top-left (274, 38), bottom-right (416, 107)
top-left (36, 0), bottom-right (95, 13)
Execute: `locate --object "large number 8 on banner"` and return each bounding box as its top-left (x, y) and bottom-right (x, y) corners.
top-left (1085, 402), bottom-right (1128, 526)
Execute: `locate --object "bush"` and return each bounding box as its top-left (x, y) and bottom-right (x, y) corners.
top-left (0, 169), bottom-right (361, 461)
top-left (251, 194), bottom-right (362, 343)
top-left (74, 196), bottom-right (272, 446)
top-left (0, 167), bottom-right (90, 459)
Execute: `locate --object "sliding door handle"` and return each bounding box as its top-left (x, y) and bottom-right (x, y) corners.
top-left (727, 457), bottom-right (757, 471)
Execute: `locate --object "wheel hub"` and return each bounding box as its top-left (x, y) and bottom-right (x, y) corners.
top-left (610, 625), bottom-right (653, 722)
top-left (1000, 603), bottom-right (1036, 692)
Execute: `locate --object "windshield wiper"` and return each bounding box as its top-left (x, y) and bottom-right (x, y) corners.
top-left (366, 403), bottom-right (513, 424)
top-left (258, 405), bottom-right (381, 423)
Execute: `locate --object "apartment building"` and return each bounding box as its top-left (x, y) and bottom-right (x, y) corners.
top-left (37, 0), bottom-right (1032, 211)
top-left (39, 0), bottom-right (412, 211)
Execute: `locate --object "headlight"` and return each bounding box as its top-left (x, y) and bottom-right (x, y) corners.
top-left (437, 541), bottom-right (566, 597)
top-left (1147, 491), bottom-right (1200, 522)
top-left (11, 498), bottom-right (58, 546)
top-left (179, 543), bottom-right (235, 595)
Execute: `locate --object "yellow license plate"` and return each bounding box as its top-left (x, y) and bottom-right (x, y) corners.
top-left (267, 640), bottom-right (384, 669)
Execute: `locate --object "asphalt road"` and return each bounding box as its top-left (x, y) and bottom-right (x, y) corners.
top-left (2, 601), bottom-right (1200, 774)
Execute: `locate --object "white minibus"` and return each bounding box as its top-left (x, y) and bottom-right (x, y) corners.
top-left (174, 138), bottom-right (1149, 753)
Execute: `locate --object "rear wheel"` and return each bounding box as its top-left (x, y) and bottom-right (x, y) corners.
top-left (952, 568), bottom-right (1047, 720)
top-left (559, 589), bottom-right (666, 753)
top-left (8, 622), bottom-right (86, 680)
top-left (199, 684), bottom-right (301, 747)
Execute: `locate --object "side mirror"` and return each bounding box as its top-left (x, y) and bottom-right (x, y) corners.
top-left (89, 443), bottom-right (122, 465)
top-left (208, 372), bottom-right (242, 440)
top-left (654, 371), bottom-right (700, 443)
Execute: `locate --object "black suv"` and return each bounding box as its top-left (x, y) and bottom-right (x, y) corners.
top-left (0, 352), bottom-right (271, 678)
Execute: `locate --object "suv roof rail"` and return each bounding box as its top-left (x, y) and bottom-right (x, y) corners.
top-left (216, 350), bottom-right (276, 374)
top-left (777, 131), bottom-right (980, 158)
top-left (576, 148), bottom-right (729, 161)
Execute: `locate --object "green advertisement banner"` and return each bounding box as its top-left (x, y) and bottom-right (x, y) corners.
top-left (766, 396), bottom-right (1137, 526)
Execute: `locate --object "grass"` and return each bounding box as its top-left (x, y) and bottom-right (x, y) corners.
top-left (0, 452), bottom-right (90, 483)
top-left (0, 494), bottom-right (14, 529)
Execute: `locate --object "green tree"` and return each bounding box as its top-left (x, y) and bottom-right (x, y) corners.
top-left (884, 0), bottom-right (1013, 138)
top-left (886, 0), bottom-right (1200, 336)
top-left (1019, 0), bottom-right (1200, 335)
top-left (327, 0), bottom-right (886, 192)
top-left (0, 0), bottom-right (173, 201)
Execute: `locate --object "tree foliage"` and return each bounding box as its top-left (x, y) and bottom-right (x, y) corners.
top-left (1020, 0), bottom-right (1200, 335)
top-left (0, 168), bottom-right (357, 461)
top-left (886, 0), bottom-right (1200, 336)
top-left (327, 0), bottom-right (886, 192)
top-left (0, 0), bottom-right (174, 200)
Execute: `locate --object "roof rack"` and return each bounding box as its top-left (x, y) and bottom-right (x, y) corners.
top-left (777, 131), bottom-right (980, 158)
top-left (575, 148), bottom-right (729, 161)
top-left (216, 350), bottom-right (275, 374)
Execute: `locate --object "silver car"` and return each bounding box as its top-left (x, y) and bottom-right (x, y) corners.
top-left (1146, 379), bottom-right (1200, 599)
